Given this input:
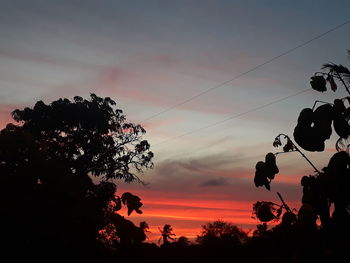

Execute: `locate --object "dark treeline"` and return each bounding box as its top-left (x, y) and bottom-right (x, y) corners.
top-left (1, 51), bottom-right (350, 262)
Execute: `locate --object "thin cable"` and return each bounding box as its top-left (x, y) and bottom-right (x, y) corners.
top-left (153, 88), bottom-right (311, 147)
top-left (141, 19), bottom-right (350, 123)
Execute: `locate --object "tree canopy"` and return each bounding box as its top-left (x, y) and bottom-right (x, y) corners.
top-left (9, 93), bottom-right (153, 182)
top-left (0, 94), bottom-right (153, 260)
top-left (196, 220), bottom-right (247, 248)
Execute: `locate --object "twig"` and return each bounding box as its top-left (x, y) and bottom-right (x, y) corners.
top-left (277, 192), bottom-right (292, 213)
top-left (274, 150), bottom-right (298, 156)
top-left (311, 100), bottom-right (333, 111)
top-left (275, 134), bottom-right (321, 174)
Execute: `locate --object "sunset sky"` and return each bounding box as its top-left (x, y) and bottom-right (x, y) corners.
top-left (1, 0), bottom-right (350, 242)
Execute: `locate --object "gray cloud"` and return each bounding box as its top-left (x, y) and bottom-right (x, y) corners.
top-left (116, 149), bottom-right (304, 205)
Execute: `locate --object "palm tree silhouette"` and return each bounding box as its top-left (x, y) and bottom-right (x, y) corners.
top-left (158, 224), bottom-right (176, 245)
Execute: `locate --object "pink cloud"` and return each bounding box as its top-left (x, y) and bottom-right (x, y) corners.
top-left (0, 47), bottom-right (111, 72)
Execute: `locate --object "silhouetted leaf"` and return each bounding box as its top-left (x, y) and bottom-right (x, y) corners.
top-left (283, 138), bottom-right (295, 152)
top-left (310, 75), bottom-right (327, 92)
top-left (121, 192), bottom-right (143, 216)
top-left (294, 108), bottom-right (327, 151)
top-left (253, 201), bottom-right (276, 222)
top-left (273, 137), bottom-right (282, 147)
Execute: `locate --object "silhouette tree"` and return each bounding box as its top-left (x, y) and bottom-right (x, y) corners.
top-left (140, 221), bottom-right (151, 236)
top-left (252, 223), bottom-right (268, 237)
top-left (10, 93), bottom-right (153, 182)
top-left (0, 94), bottom-right (153, 259)
top-left (159, 224), bottom-right (176, 245)
top-left (176, 236), bottom-right (190, 247)
top-left (196, 220), bottom-right (247, 248)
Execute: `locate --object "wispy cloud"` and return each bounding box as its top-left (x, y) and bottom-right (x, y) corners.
top-left (0, 48), bottom-right (111, 72)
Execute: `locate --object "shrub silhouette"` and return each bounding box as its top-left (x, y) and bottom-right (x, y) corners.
top-left (196, 220), bottom-right (247, 248)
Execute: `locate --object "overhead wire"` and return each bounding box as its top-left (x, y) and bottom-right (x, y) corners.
top-left (142, 19), bottom-right (350, 149)
top-left (153, 88), bottom-right (311, 147)
top-left (141, 19), bottom-right (350, 123)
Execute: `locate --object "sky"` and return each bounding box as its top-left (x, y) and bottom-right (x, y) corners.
top-left (1, 0), bottom-right (350, 242)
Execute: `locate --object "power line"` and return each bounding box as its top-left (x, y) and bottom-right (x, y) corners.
top-left (141, 19), bottom-right (350, 123)
top-left (153, 88), bottom-right (311, 147)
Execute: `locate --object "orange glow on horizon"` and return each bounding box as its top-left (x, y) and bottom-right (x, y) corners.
top-left (116, 190), bottom-right (272, 243)
top-left (115, 179), bottom-right (304, 243)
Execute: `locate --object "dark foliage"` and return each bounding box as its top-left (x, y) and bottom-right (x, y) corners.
top-left (251, 50), bottom-right (350, 262)
top-left (294, 104), bottom-right (333, 152)
top-left (10, 94), bottom-right (153, 181)
top-left (254, 152), bottom-right (279, 190)
top-left (0, 94), bottom-right (153, 260)
top-left (159, 224), bottom-right (176, 245)
top-left (196, 220), bottom-right (247, 248)
top-left (3, 52), bottom-right (350, 262)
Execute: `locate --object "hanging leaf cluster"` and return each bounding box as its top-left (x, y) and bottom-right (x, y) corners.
top-left (312, 151), bottom-right (350, 203)
top-left (252, 51), bottom-right (350, 232)
top-left (252, 200), bottom-right (297, 226)
top-left (294, 99), bottom-right (350, 152)
top-left (252, 201), bottom-right (279, 222)
top-left (273, 135), bottom-right (296, 152)
top-left (310, 74), bottom-right (328, 92)
top-left (255, 201), bottom-right (276, 222)
top-left (321, 62), bottom-right (350, 93)
top-left (254, 153), bottom-right (279, 191)
top-left (310, 73), bottom-right (337, 92)
top-left (296, 152), bottom-right (350, 227)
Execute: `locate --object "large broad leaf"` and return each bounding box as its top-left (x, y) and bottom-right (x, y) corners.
top-left (121, 192), bottom-right (143, 216)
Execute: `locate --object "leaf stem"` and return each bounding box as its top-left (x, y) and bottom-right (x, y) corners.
top-left (277, 192), bottom-right (292, 213)
top-left (311, 100), bottom-right (333, 111)
top-left (276, 134), bottom-right (321, 174)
